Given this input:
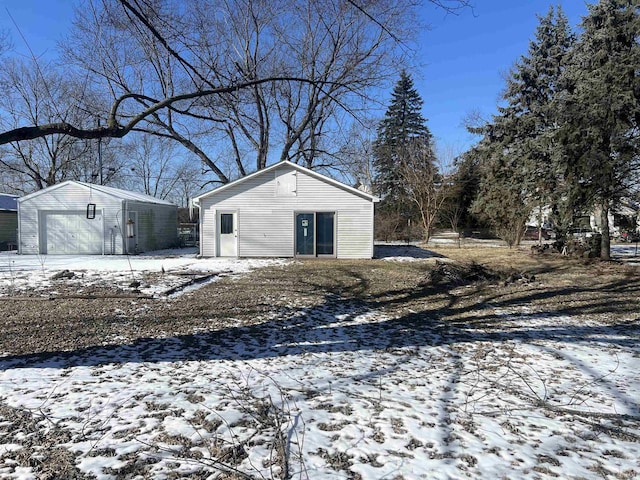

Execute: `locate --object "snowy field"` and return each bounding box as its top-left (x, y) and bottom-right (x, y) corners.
top-left (0, 246), bottom-right (639, 479)
top-left (0, 247), bottom-right (289, 297)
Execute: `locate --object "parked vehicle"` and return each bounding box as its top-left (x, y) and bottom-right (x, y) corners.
top-left (524, 226), bottom-right (552, 240)
top-left (620, 231), bottom-right (640, 243)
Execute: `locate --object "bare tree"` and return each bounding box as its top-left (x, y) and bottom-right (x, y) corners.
top-left (0, 58), bottom-right (123, 192)
top-left (170, 161), bottom-right (207, 207)
top-left (0, 0), bottom-right (472, 186)
top-left (119, 134), bottom-right (201, 203)
top-left (333, 116), bottom-right (379, 190)
top-left (398, 139), bottom-right (449, 243)
top-left (0, 29), bottom-right (10, 55)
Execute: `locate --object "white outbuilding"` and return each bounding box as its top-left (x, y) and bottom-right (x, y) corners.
top-left (193, 160), bottom-right (378, 259)
top-left (18, 181), bottom-right (178, 255)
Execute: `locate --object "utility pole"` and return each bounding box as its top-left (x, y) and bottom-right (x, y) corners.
top-left (97, 120), bottom-right (103, 185)
top-left (98, 137), bottom-right (103, 185)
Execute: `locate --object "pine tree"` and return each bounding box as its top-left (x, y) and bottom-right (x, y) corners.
top-left (469, 6), bottom-right (574, 245)
top-left (507, 6), bottom-right (575, 236)
top-left (558, 0), bottom-right (640, 260)
top-left (372, 71), bottom-right (432, 210)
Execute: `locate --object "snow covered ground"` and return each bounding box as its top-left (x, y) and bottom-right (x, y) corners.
top-left (0, 248), bottom-right (288, 297)
top-left (613, 244), bottom-right (640, 265)
top-left (0, 247), bottom-right (639, 479)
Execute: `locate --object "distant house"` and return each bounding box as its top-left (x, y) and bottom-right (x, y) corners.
top-left (528, 200), bottom-right (640, 238)
top-left (193, 160), bottom-right (379, 259)
top-left (592, 200), bottom-right (640, 238)
top-left (0, 194), bottom-right (18, 250)
top-left (18, 181), bottom-right (178, 255)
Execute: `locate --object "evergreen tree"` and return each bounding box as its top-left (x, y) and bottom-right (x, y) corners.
top-left (469, 140), bottom-right (532, 247)
top-left (557, 0), bottom-right (640, 260)
top-left (373, 71), bottom-right (432, 211)
top-left (469, 6), bottom-right (574, 244)
top-left (506, 6), bottom-right (575, 236)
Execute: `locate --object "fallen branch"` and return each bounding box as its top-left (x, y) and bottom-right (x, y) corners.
top-left (161, 271), bottom-right (230, 296)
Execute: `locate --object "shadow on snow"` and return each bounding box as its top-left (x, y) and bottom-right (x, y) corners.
top-left (2, 272), bottom-right (638, 372)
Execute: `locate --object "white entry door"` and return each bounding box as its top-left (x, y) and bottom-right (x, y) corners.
top-left (218, 211), bottom-right (237, 257)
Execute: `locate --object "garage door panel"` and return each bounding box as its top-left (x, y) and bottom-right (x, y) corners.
top-left (44, 215), bottom-right (66, 254)
top-left (44, 212), bottom-right (103, 254)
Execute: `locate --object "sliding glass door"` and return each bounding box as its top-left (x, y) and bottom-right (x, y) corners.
top-left (295, 212), bottom-right (335, 257)
top-left (316, 212), bottom-right (335, 255)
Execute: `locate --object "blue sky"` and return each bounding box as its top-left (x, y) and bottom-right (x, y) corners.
top-left (417, 1), bottom-right (589, 155)
top-left (2, 0), bottom-right (590, 156)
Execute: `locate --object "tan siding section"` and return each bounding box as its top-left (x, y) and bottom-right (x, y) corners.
top-left (0, 212), bottom-right (18, 247)
top-left (200, 164), bottom-right (374, 258)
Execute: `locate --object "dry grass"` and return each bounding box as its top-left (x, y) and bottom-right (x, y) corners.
top-left (1, 246), bottom-right (638, 358)
top-left (426, 245), bottom-right (640, 325)
top-left (1, 245), bottom-right (639, 479)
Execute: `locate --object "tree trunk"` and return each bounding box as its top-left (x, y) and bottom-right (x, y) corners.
top-left (600, 203), bottom-right (611, 260)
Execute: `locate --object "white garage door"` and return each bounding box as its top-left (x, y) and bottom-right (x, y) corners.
top-left (43, 211), bottom-right (103, 254)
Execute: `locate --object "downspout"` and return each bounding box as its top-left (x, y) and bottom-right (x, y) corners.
top-left (193, 198), bottom-right (202, 258)
top-left (370, 200), bottom-right (375, 259)
top-left (371, 196), bottom-right (380, 259)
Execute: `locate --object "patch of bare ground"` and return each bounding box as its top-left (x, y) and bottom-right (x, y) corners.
top-left (427, 245), bottom-right (640, 328)
top-left (1, 245), bottom-right (638, 479)
top-left (0, 246), bottom-right (638, 358)
top-left (0, 402), bottom-right (90, 479)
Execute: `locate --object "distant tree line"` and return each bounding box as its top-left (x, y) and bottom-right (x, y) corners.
top-left (0, 0), bottom-right (471, 202)
top-left (1, 0), bottom-right (636, 261)
top-left (371, 0), bottom-right (639, 261)
top-left (467, 0), bottom-right (639, 260)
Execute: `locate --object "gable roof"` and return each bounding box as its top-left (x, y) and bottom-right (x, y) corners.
top-left (193, 160), bottom-right (379, 203)
top-left (0, 194), bottom-right (18, 212)
top-left (18, 181), bottom-right (175, 206)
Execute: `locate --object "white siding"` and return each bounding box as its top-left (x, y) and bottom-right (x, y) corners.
top-left (200, 206), bottom-right (216, 257)
top-left (126, 201), bottom-right (178, 253)
top-left (18, 182), bottom-right (178, 255)
top-left (19, 183), bottom-right (120, 254)
top-left (200, 164), bottom-right (375, 259)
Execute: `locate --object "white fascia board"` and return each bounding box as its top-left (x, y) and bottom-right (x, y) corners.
top-left (194, 160), bottom-right (379, 203)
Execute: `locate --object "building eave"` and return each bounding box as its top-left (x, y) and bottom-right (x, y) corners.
top-left (193, 160), bottom-right (379, 203)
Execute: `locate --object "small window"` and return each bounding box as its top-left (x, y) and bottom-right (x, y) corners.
top-left (275, 169), bottom-right (297, 196)
top-left (86, 203), bottom-right (96, 219)
top-left (220, 214), bottom-right (233, 234)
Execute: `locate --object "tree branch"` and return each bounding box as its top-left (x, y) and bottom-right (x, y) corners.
top-left (0, 77), bottom-right (336, 145)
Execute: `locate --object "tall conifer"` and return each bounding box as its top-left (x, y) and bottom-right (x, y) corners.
top-left (470, 6), bottom-right (574, 244)
top-left (373, 71), bottom-right (432, 210)
top-left (558, 0), bottom-right (640, 259)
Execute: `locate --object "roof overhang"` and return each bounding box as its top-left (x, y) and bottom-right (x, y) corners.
top-left (193, 160), bottom-right (379, 205)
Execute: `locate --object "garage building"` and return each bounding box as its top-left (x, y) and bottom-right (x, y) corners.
top-left (18, 181), bottom-right (178, 255)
